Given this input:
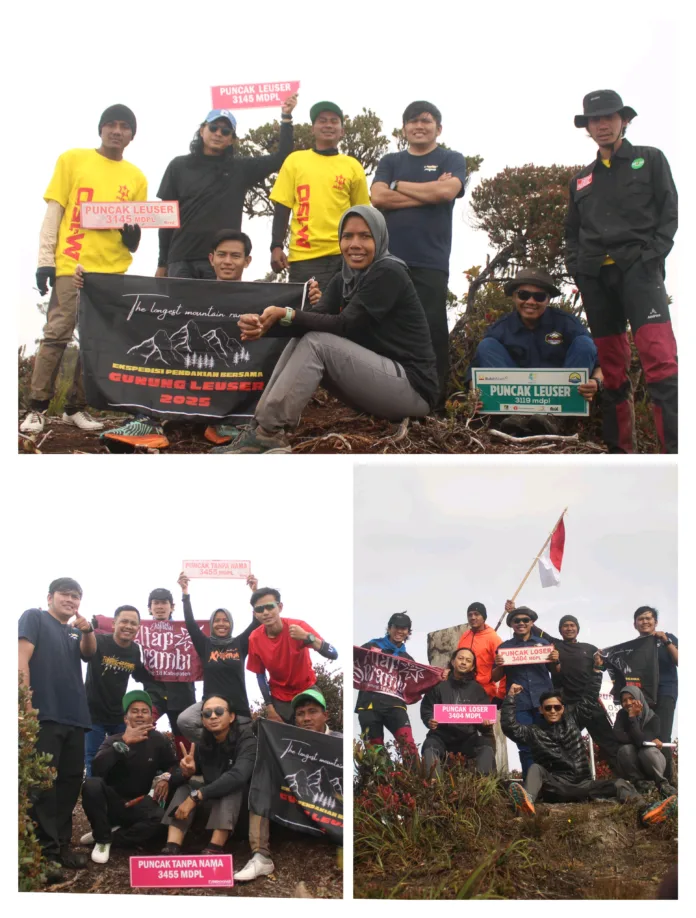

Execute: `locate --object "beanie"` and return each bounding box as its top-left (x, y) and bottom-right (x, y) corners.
top-left (559, 615), bottom-right (580, 632)
top-left (99, 104), bottom-right (137, 137)
top-left (467, 601), bottom-right (487, 621)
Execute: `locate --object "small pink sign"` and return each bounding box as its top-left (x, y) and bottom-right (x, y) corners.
top-left (499, 644), bottom-right (554, 666)
top-left (80, 201), bottom-right (180, 229)
top-left (183, 559), bottom-right (251, 579)
top-left (211, 81), bottom-right (300, 110)
top-left (130, 854), bottom-right (233, 888)
top-left (434, 704), bottom-right (498, 724)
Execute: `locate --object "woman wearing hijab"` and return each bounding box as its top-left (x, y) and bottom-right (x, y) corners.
top-left (212, 205), bottom-right (439, 453)
top-left (613, 686), bottom-right (677, 796)
top-left (420, 647), bottom-right (496, 777)
top-left (176, 572), bottom-right (261, 744)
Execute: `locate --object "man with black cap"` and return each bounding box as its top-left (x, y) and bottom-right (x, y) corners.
top-left (528, 608), bottom-right (621, 768)
top-left (18, 577), bottom-right (97, 881)
top-left (491, 605), bottom-right (558, 777)
top-left (156, 95), bottom-right (297, 279)
top-left (140, 587), bottom-right (196, 754)
top-left (372, 100), bottom-right (469, 405)
top-left (21, 104), bottom-right (147, 437)
top-left (456, 602), bottom-right (505, 700)
top-left (565, 90), bottom-right (678, 453)
top-left (269, 101), bottom-right (370, 288)
top-left (81, 689), bottom-right (177, 864)
top-left (355, 612), bottom-right (422, 757)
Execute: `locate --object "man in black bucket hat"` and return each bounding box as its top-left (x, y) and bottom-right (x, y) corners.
top-left (565, 89), bottom-right (678, 454)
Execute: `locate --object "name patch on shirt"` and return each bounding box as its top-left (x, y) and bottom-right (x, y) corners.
top-left (576, 174), bottom-right (593, 191)
top-left (545, 332), bottom-right (563, 345)
top-left (424, 165), bottom-right (438, 172)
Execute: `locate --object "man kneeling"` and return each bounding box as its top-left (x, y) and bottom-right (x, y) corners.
top-left (161, 694), bottom-right (256, 855)
top-left (81, 690), bottom-right (176, 864)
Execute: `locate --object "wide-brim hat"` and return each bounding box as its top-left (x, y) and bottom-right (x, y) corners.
top-left (506, 606), bottom-right (538, 627)
top-left (504, 268), bottom-right (561, 299)
top-left (574, 90), bottom-right (637, 128)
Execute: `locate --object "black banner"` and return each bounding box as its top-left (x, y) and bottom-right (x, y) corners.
top-left (249, 720), bottom-right (342, 844)
top-left (603, 636), bottom-right (659, 704)
top-left (78, 273), bottom-right (305, 420)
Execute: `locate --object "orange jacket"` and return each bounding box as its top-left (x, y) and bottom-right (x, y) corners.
top-left (457, 624), bottom-right (506, 699)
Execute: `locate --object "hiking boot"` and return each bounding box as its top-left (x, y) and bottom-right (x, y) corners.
top-left (80, 825), bottom-right (120, 846)
top-left (659, 783), bottom-right (678, 799)
top-left (63, 410), bottom-right (104, 431)
top-left (91, 842), bottom-right (111, 864)
top-left (204, 424), bottom-right (240, 446)
top-left (20, 411), bottom-right (46, 434)
top-left (498, 414), bottom-right (532, 437)
top-left (641, 794), bottom-right (677, 826)
top-left (635, 780), bottom-right (654, 795)
top-left (234, 852), bottom-right (275, 881)
top-left (508, 783), bottom-right (536, 816)
top-left (210, 426), bottom-right (290, 454)
top-left (59, 845), bottom-right (88, 868)
top-left (102, 417), bottom-right (169, 449)
top-left (161, 842), bottom-right (182, 855)
top-left (44, 861), bottom-right (64, 884)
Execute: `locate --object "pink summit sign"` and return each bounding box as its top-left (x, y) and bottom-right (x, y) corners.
top-left (211, 81), bottom-right (300, 110)
top-left (434, 704), bottom-right (498, 724)
top-left (130, 854), bottom-right (233, 888)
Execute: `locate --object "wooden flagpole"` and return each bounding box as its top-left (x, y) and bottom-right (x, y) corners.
top-left (493, 507), bottom-right (568, 632)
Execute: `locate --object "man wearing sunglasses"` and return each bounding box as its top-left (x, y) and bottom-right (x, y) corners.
top-left (157, 94), bottom-right (297, 280)
top-left (491, 606), bottom-right (558, 778)
top-left (566, 90), bottom-right (678, 454)
top-left (469, 267), bottom-right (601, 434)
top-left (502, 654), bottom-right (675, 826)
top-left (246, 588), bottom-right (338, 724)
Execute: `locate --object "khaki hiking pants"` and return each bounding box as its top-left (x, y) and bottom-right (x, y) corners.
top-left (30, 276), bottom-right (85, 412)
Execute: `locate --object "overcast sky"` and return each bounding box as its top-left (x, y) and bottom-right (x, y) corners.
top-left (353, 462), bottom-right (677, 766)
top-left (13, 2), bottom-right (682, 350)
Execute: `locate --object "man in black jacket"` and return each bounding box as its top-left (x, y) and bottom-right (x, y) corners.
top-left (420, 647), bottom-right (495, 776)
top-left (162, 694), bottom-right (257, 855)
top-left (81, 690), bottom-right (176, 864)
top-left (502, 656), bottom-right (675, 825)
top-left (565, 89), bottom-right (678, 453)
top-left (157, 95), bottom-right (297, 279)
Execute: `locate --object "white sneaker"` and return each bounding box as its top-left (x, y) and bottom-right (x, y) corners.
top-left (20, 411), bottom-right (45, 434)
top-left (234, 852), bottom-right (275, 881)
top-left (91, 841), bottom-right (111, 864)
top-left (62, 410), bottom-right (104, 431)
top-left (80, 824), bottom-right (120, 846)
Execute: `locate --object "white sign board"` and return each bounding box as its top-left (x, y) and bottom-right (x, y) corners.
top-left (81, 201), bottom-right (180, 229)
top-left (182, 560), bottom-right (251, 579)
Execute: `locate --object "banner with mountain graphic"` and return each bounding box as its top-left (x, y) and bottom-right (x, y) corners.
top-left (249, 720), bottom-right (343, 844)
top-left (78, 273), bottom-right (306, 420)
top-left (602, 636), bottom-right (659, 705)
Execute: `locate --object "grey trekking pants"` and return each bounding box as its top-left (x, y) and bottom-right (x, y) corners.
top-left (255, 332), bottom-right (430, 433)
top-left (163, 783), bottom-right (243, 832)
top-left (616, 743), bottom-right (667, 786)
top-left (525, 763), bottom-right (638, 804)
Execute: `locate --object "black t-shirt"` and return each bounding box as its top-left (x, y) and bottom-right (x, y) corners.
top-left (92, 730), bottom-right (177, 799)
top-left (18, 608), bottom-right (91, 729)
top-left (372, 147), bottom-right (467, 273)
top-left (182, 595), bottom-right (260, 715)
top-left (86, 634), bottom-right (146, 725)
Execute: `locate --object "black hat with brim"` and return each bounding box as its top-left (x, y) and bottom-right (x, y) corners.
top-left (574, 89), bottom-right (637, 128)
top-left (504, 268), bottom-right (562, 299)
top-left (506, 606), bottom-right (539, 627)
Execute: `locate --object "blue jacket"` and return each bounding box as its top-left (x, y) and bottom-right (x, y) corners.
top-left (483, 307), bottom-right (594, 369)
top-left (498, 634), bottom-right (553, 712)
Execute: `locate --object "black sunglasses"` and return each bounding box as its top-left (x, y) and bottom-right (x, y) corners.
top-left (516, 290), bottom-right (549, 303)
top-left (512, 617), bottom-right (531, 625)
top-left (202, 706), bottom-right (227, 718)
top-left (208, 123), bottom-right (233, 136)
top-left (543, 704), bottom-right (563, 712)
top-left (254, 602), bottom-right (277, 613)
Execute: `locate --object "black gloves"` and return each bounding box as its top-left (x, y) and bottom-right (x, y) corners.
top-left (120, 223), bottom-right (141, 253)
top-left (36, 266), bottom-right (55, 296)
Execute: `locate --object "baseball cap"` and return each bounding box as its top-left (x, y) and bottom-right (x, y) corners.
top-left (309, 101), bottom-right (344, 124)
top-left (148, 588), bottom-right (173, 605)
top-left (291, 688), bottom-right (327, 710)
top-left (122, 690), bottom-right (153, 713)
top-left (388, 612), bottom-right (412, 629)
top-left (205, 109), bottom-right (237, 131)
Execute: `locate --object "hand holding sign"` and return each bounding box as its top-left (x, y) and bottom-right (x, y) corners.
top-left (428, 719), bottom-right (438, 730)
top-left (178, 571), bottom-right (190, 595)
top-left (180, 742), bottom-right (196, 778)
top-left (548, 648), bottom-right (560, 663)
top-left (246, 573), bottom-right (258, 592)
top-left (308, 279), bottom-right (321, 306)
top-left (282, 93), bottom-right (298, 115)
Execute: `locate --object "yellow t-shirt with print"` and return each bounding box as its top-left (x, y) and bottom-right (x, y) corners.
top-left (45, 149), bottom-right (148, 276)
top-left (601, 158), bottom-right (615, 266)
top-left (270, 149), bottom-right (370, 262)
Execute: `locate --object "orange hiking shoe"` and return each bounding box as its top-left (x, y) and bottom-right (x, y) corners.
top-left (641, 794), bottom-right (677, 826)
top-left (508, 783), bottom-right (536, 816)
top-left (204, 424), bottom-right (240, 446)
top-left (102, 417), bottom-right (169, 449)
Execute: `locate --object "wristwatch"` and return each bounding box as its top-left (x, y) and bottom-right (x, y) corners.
top-left (190, 789), bottom-right (202, 804)
top-left (389, 180), bottom-right (399, 191)
top-left (303, 634), bottom-right (315, 646)
top-left (280, 307), bottom-right (294, 326)
top-left (664, 637), bottom-right (672, 645)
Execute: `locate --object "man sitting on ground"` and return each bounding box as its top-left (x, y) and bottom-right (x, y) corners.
top-left (501, 654), bottom-right (676, 826)
top-left (81, 690), bottom-right (176, 863)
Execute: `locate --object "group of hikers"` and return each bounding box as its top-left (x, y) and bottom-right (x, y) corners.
top-left (20, 88), bottom-right (677, 454)
top-left (356, 603), bottom-right (678, 826)
top-left (18, 574), bottom-right (340, 885)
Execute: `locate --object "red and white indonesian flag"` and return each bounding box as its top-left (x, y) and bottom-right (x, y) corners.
top-left (538, 518), bottom-right (565, 587)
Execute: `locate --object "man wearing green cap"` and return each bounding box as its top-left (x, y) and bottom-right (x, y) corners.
top-left (81, 690), bottom-right (177, 864)
top-left (269, 101), bottom-right (370, 289)
top-left (565, 89), bottom-right (678, 454)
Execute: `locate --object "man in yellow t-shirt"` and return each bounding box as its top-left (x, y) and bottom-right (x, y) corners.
top-left (269, 101), bottom-right (369, 289)
top-left (21, 104), bottom-right (148, 436)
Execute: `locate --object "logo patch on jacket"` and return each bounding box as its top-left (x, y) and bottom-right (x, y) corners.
top-left (545, 332), bottom-right (563, 345)
top-left (577, 174), bottom-right (593, 191)
top-left (631, 158), bottom-right (645, 170)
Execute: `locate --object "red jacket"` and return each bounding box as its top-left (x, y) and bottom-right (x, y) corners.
top-left (457, 624), bottom-right (505, 699)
